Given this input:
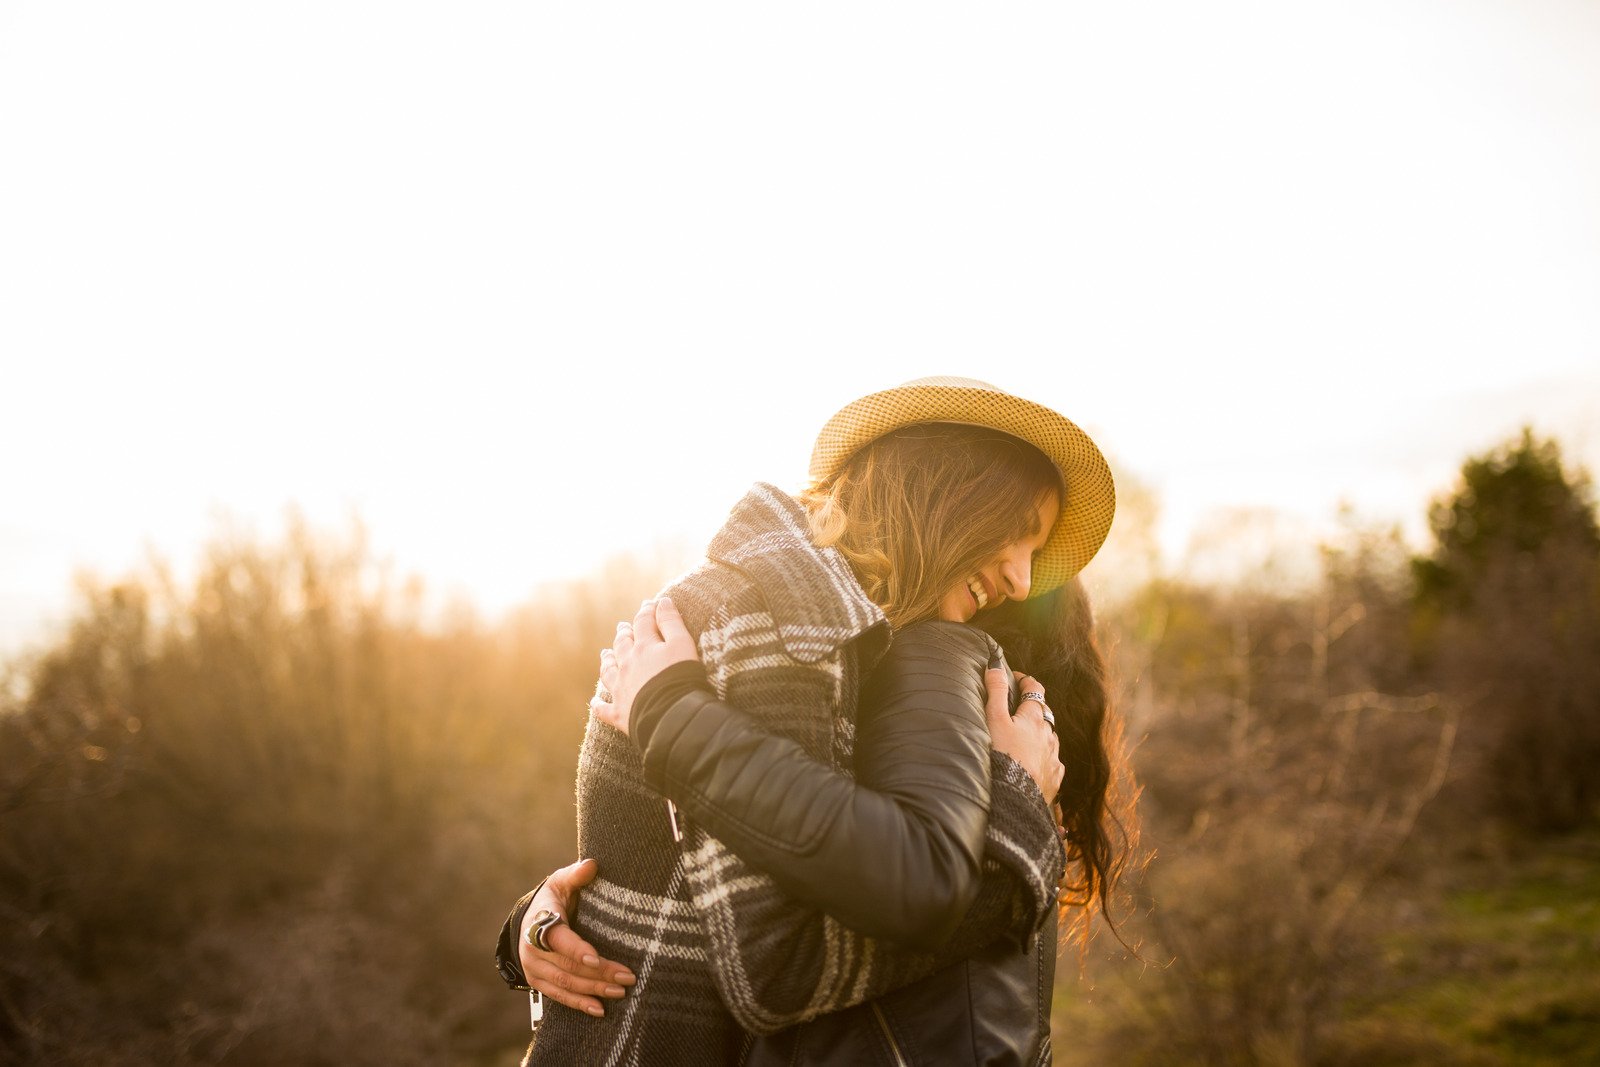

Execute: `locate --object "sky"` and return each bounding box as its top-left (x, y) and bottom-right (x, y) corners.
top-left (2, 0), bottom-right (1598, 659)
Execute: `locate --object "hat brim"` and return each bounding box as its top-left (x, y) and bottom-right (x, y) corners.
top-left (809, 383), bottom-right (1115, 594)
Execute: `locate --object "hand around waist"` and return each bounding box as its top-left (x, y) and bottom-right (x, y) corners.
top-left (514, 858), bottom-right (636, 1017)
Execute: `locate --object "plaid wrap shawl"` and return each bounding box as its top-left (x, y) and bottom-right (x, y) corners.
top-left (526, 483), bottom-right (1066, 1066)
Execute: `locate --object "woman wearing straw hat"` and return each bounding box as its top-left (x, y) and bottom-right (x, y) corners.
top-left (495, 378), bottom-right (1125, 1064)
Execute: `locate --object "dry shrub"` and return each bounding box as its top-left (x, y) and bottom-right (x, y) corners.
top-left (1111, 697), bottom-right (1456, 1067)
top-left (1411, 429), bottom-right (1600, 834)
top-left (0, 517), bottom-right (676, 1064)
top-left (1428, 531), bottom-right (1600, 833)
top-left (1082, 532), bottom-right (1456, 1066)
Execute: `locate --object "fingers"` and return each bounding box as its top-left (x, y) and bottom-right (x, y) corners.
top-left (982, 668), bottom-right (1012, 731)
top-left (545, 857), bottom-right (599, 899)
top-left (633, 598), bottom-right (662, 644)
top-left (589, 695), bottom-right (622, 733)
top-left (521, 936), bottom-right (622, 996)
top-left (518, 922), bottom-right (615, 1016)
top-left (544, 923), bottom-right (609, 977)
top-left (1015, 674), bottom-right (1047, 725)
top-left (990, 671), bottom-right (1061, 802)
top-left (521, 931), bottom-right (634, 1017)
top-left (526, 965), bottom-right (608, 1016)
top-left (654, 596), bottom-right (684, 633)
top-left (597, 648), bottom-right (625, 733)
top-left (518, 858), bottom-right (637, 1016)
top-left (654, 597), bottom-right (695, 655)
top-left (614, 619), bottom-right (635, 656)
top-left (1044, 732), bottom-right (1063, 801)
top-left (1045, 767), bottom-right (1065, 806)
top-left (544, 927), bottom-right (630, 991)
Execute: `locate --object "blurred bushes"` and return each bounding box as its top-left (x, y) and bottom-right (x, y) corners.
top-left (1412, 430), bottom-right (1600, 833)
top-left (1056, 430), bottom-right (1600, 1066)
top-left (4, 427), bottom-right (1597, 1066)
top-left (0, 518), bottom-right (674, 1065)
top-left (1085, 524), bottom-right (1459, 1065)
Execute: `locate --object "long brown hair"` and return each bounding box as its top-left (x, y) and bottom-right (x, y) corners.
top-left (798, 423), bottom-right (1063, 628)
top-left (977, 579), bottom-right (1139, 953)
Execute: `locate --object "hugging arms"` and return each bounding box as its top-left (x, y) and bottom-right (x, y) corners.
top-left (498, 381), bottom-right (1119, 1061)
top-left (501, 588), bottom-right (1067, 1029)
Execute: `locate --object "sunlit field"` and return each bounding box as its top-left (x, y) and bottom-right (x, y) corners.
top-left (3, 428), bottom-right (1596, 1065)
top-left (6, 0), bottom-right (1599, 1060)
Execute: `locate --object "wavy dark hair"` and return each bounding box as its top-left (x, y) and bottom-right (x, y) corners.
top-left (977, 578), bottom-right (1139, 953)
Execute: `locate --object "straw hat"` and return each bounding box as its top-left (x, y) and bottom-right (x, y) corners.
top-left (808, 376), bottom-right (1115, 594)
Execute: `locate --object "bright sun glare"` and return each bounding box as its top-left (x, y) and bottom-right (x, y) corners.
top-left (2, 1), bottom-right (1597, 656)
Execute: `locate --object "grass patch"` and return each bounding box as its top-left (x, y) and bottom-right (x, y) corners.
top-left (1051, 834), bottom-right (1600, 1066)
top-left (1335, 833), bottom-right (1600, 1066)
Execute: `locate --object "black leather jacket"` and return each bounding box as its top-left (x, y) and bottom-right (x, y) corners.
top-left (632, 620), bottom-right (1057, 1065)
top-left (742, 920), bottom-right (1056, 1067)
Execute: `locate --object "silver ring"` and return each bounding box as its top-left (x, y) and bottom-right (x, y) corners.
top-left (1021, 690), bottom-right (1046, 705)
top-left (1042, 707), bottom-right (1056, 728)
top-left (525, 908), bottom-right (564, 952)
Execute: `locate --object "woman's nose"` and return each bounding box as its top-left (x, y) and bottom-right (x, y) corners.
top-left (999, 550), bottom-right (1032, 601)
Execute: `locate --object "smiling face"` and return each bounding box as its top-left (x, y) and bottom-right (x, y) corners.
top-left (800, 423), bottom-right (1066, 628)
top-left (935, 491), bottom-right (1060, 623)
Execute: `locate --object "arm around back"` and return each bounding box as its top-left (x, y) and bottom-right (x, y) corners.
top-left (633, 620), bottom-right (995, 947)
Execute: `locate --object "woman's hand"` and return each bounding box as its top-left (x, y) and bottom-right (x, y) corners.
top-left (984, 670), bottom-right (1064, 805)
top-left (518, 859), bottom-right (636, 1017)
top-left (590, 597), bottom-right (700, 736)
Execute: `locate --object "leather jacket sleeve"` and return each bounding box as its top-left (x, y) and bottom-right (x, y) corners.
top-left (634, 621), bottom-right (1012, 947)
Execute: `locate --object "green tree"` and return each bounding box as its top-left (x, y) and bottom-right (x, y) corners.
top-left (1411, 428), bottom-right (1600, 832)
top-left (1413, 427), bottom-right (1599, 618)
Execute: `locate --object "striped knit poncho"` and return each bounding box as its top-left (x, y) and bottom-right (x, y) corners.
top-left (526, 483), bottom-right (1066, 1066)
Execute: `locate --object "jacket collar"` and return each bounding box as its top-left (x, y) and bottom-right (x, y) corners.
top-left (708, 483), bottom-right (890, 666)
